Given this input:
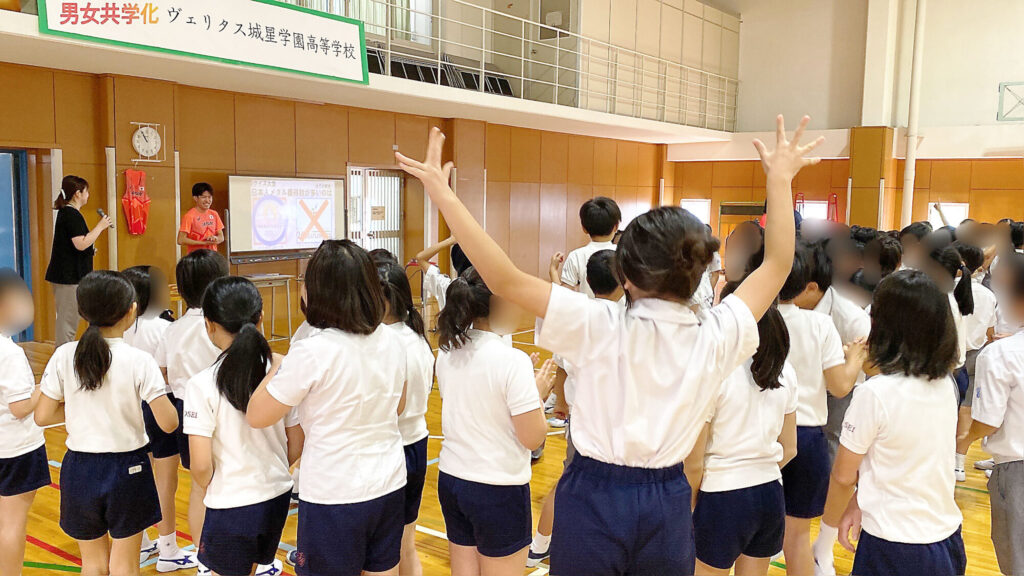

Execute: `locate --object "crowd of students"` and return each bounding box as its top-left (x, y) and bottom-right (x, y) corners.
top-left (0, 115), bottom-right (1021, 576)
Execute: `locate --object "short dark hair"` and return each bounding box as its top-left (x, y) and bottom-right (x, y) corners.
top-left (998, 218), bottom-right (1015, 225)
top-left (779, 246), bottom-right (810, 301)
top-left (580, 197), bottom-right (621, 237)
top-left (54, 175), bottom-right (88, 210)
top-left (954, 241), bottom-right (985, 274)
top-left (368, 249), bottom-right (400, 266)
top-left (805, 240), bottom-right (833, 292)
top-left (175, 249), bottom-right (228, 309)
top-left (586, 250), bottom-right (619, 296)
top-left (122, 265), bottom-right (159, 315)
top-left (850, 225), bottom-right (879, 246)
top-left (192, 182), bottom-right (214, 198)
top-left (304, 240), bottom-right (384, 334)
top-left (899, 222), bottom-right (932, 242)
top-left (869, 270), bottom-right (958, 380)
top-left (616, 207), bottom-right (717, 302)
top-left (870, 236), bottom-right (903, 278)
top-left (451, 244), bottom-right (472, 276)
top-left (1011, 222), bottom-right (1024, 249)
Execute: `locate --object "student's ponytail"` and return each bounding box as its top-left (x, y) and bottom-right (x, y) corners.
top-left (202, 277), bottom-right (270, 413)
top-left (73, 271), bottom-right (137, 391)
top-left (437, 267), bottom-right (491, 352)
top-left (929, 245), bottom-right (974, 316)
top-left (377, 260), bottom-right (428, 344)
top-left (721, 280), bottom-right (789, 390)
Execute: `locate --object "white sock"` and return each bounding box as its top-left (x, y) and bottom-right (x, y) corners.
top-left (955, 453), bottom-right (966, 470)
top-left (157, 533), bottom-right (179, 557)
top-left (531, 532), bottom-right (552, 553)
top-left (141, 531), bottom-right (153, 548)
top-left (813, 523), bottom-right (838, 572)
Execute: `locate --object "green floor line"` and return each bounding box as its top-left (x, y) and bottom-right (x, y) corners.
top-left (23, 561), bottom-right (81, 573)
top-left (955, 484), bottom-right (989, 495)
top-left (771, 560), bottom-right (786, 569)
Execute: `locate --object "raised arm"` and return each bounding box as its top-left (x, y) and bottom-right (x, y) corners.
top-left (734, 115), bottom-right (823, 320)
top-left (415, 236), bottom-right (458, 274)
top-left (398, 130), bottom-right (552, 319)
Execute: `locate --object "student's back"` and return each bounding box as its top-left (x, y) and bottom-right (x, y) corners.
top-left (124, 312), bottom-right (170, 358)
top-left (776, 304), bottom-right (843, 426)
top-left (269, 325), bottom-right (406, 503)
top-left (388, 322), bottom-right (434, 446)
top-left (43, 339), bottom-right (165, 452)
top-left (157, 310), bottom-right (220, 398)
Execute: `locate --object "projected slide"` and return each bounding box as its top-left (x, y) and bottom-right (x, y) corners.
top-left (229, 176), bottom-right (345, 253)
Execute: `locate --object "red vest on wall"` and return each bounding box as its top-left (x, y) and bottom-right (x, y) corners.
top-left (122, 169), bottom-right (151, 235)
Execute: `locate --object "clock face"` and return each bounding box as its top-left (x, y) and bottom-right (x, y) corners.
top-left (132, 126), bottom-right (162, 158)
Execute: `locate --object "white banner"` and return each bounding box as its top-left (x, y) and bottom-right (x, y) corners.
top-left (38, 0), bottom-right (368, 84)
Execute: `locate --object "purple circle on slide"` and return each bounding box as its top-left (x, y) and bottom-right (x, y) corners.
top-left (253, 195), bottom-right (288, 246)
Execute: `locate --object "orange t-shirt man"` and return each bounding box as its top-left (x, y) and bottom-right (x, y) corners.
top-left (177, 183), bottom-right (225, 253)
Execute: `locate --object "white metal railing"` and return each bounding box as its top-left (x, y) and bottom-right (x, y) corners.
top-left (287, 0), bottom-right (738, 130)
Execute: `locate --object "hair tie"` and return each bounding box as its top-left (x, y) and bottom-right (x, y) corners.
top-left (59, 189), bottom-right (66, 199)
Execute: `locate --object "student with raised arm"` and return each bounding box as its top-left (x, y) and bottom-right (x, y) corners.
top-left (415, 235), bottom-right (471, 311)
top-left (397, 115), bottom-right (823, 575)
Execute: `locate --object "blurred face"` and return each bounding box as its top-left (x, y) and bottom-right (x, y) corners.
top-left (901, 236), bottom-right (922, 268)
top-left (487, 294), bottom-right (522, 336)
top-left (0, 287), bottom-right (34, 336)
top-left (922, 259), bottom-right (954, 293)
top-left (195, 191), bottom-right (214, 211)
top-left (724, 225), bottom-right (762, 282)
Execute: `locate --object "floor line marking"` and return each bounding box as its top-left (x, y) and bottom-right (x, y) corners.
top-left (955, 484), bottom-right (989, 495)
top-left (23, 561), bottom-right (81, 573)
top-left (414, 524), bottom-right (448, 540)
top-left (49, 459), bottom-right (62, 468)
top-left (26, 535), bottom-right (82, 566)
top-left (427, 457), bottom-right (440, 466)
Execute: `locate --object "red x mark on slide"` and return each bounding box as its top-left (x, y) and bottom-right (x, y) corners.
top-left (299, 199), bottom-right (329, 241)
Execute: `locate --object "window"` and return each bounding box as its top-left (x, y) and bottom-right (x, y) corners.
top-left (680, 199), bottom-right (712, 225)
top-left (928, 202), bottom-right (970, 230)
top-left (349, 0), bottom-right (433, 46)
top-left (800, 200), bottom-right (829, 221)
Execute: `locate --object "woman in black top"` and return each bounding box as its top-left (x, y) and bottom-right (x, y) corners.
top-left (44, 175), bottom-right (112, 346)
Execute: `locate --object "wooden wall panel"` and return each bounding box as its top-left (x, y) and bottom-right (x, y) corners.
top-left (565, 184), bottom-right (593, 249)
top-left (541, 133), bottom-right (569, 184)
top-left (893, 158), bottom-right (1024, 225)
top-left (54, 73), bottom-right (105, 165)
top-left (114, 166), bottom-right (178, 276)
top-left (593, 140), bottom-right (617, 185)
top-left (348, 109), bottom-right (396, 166)
top-left (234, 95), bottom-right (295, 174)
top-left (0, 64), bottom-right (55, 147)
top-left (175, 86), bottom-right (236, 171)
top-left (615, 142), bottom-right (639, 186)
top-left (396, 115), bottom-right (430, 167)
top-left (538, 183), bottom-right (567, 268)
top-left (510, 128), bottom-right (541, 183)
top-left (638, 144), bottom-right (660, 186)
top-left (294, 103), bottom-right (348, 176)
top-left (508, 183), bottom-right (540, 277)
top-left (972, 160), bottom-right (1024, 190)
top-left (485, 181), bottom-right (511, 254)
top-left (113, 76), bottom-right (176, 168)
top-left (485, 124), bottom-right (511, 182)
top-left (711, 161), bottom-right (754, 188)
top-left (567, 136), bottom-right (595, 185)
top-left (929, 160), bottom-right (972, 202)
top-left (453, 119), bottom-right (486, 223)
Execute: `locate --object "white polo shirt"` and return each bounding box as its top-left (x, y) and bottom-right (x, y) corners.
top-left (561, 240), bottom-right (616, 298)
top-left (814, 287), bottom-right (870, 346)
top-left (124, 312), bottom-right (170, 359)
top-left (965, 279), bottom-right (997, 351)
top-left (538, 286), bottom-right (758, 468)
top-left (183, 362), bottom-right (298, 509)
top-left (423, 265), bottom-right (454, 311)
top-left (41, 339), bottom-right (167, 453)
top-left (701, 360), bottom-right (798, 492)
top-left (841, 373), bottom-right (962, 544)
top-left (778, 303), bottom-right (846, 427)
top-left (972, 332), bottom-right (1024, 464)
top-left (266, 325), bottom-right (407, 504)
top-left (437, 329), bottom-right (541, 485)
top-left (0, 335), bottom-right (45, 458)
top-left (948, 293), bottom-right (967, 367)
top-left (292, 320), bottom-right (313, 343)
top-left (155, 308), bottom-right (221, 399)
top-left (388, 322), bottom-right (434, 446)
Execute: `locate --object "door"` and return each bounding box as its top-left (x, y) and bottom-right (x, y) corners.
top-left (347, 168), bottom-right (405, 262)
top-left (0, 151), bottom-right (32, 341)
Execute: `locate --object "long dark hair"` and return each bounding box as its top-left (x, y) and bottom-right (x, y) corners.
top-left (721, 243), bottom-right (790, 391)
top-left (305, 240), bottom-right (384, 334)
top-left (54, 175), bottom-right (88, 210)
top-left (377, 260), bottom-right (427, 343)
top-left (928, 244), bottom-right (974, 316)
top-left (437, 267), bottom-right (490, 352)
top-left (202, 277), bottom-right (269, 412)
top-left (869, 270), bottom-right (958, 379)
top-left (74, 271), bottom-right (136, 391)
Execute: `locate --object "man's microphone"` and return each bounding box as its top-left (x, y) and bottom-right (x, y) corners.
top-left (97, 208), bottom-right (114, 231)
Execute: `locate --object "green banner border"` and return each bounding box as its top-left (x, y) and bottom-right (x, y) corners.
top-left (37, 0), bottom-right (369, 85)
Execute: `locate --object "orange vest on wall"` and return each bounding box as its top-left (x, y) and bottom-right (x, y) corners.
top-left (122, 169), bottom-right (151, 235)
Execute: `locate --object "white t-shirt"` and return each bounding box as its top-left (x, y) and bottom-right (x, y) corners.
top-left (41, 339), bottom-right (167, 453)
top-left (778, 303), bottom-right (846, 426)
top-left (814, 287), bottom-right (870, 346)
top-left (561, 240), bottom-right (616, 298)
top-left (965, 279), bottom-right (997, 351)
top-left (423, 265), bottom-right (454, 311)
top-left (388, 322), bottom-right (434, 445)
top-left (948, 293), bottom-right (967, 367)
top-left (155, 308), bottom-right (221, 399)
top-left (972, 332), bottom-right (1024, 464)
top-left (0, 335), bottom-right (45, 458)
top-left (292, 320), bottom-right (314, 343)
top-left (123, 312), bottom-right (170, 359)
top-left (538, 286), bottom-right (758, 468)
top-left (701, 360), bottom-right (798, 492)
top-left (437, 329), bottom-right (541, 485)
top-left (841, 373), bottom-right (962, 544)
top-left (266, 325), bottom-right (406, 504)
top-left (183, 362), bottom-right (298, 509)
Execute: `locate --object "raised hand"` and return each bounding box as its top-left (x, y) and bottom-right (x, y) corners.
top-left (752, 115), bottom-right (824, 182)
top-left (535, 358), bottom-right (557, 400)
top-left (549, 252), bottom-right (565, 284)
top-left (396, 128), bottom-right (454, 201)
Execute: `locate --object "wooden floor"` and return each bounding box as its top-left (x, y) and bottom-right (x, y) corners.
top-left (19, 332), bottom-right (1003, 576)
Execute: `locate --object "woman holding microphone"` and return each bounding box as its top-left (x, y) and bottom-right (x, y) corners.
top-left (44, 175), bottom-right (112, 346)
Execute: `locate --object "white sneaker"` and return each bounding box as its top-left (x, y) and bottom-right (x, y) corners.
top-left (140, 535), bottom-right (158, 564)
top-left (547, 417), bottom-right (567, 428)
top-left (955, 467), bottom-right (966, 482)
top-left (255, 559), bottom-right (283, 576)
top-left (986, 469), bottom-right (992, 478)
top-left (285, 550), bottom-right (299, 567)
top-left (195, 561), bottom-right (212, 576)
top-left (975, 458), bottom-right (995, 471)
top-left (544, 394), bottom-right (557, 413)
top-left (155, 550), bottom-right (199, 573)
